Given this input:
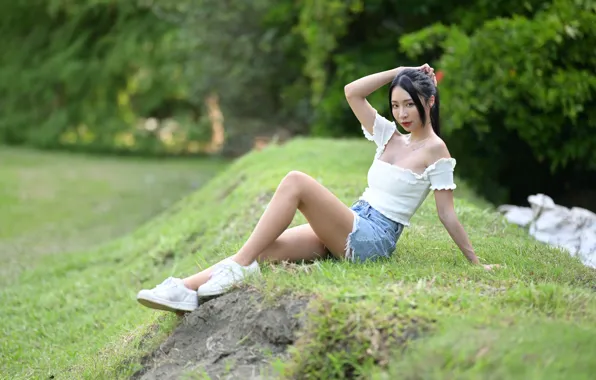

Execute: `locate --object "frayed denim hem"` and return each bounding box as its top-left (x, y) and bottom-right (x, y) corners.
top-left (344, 211), bottom-right (360, 262)
top-left (322, 200), bottom-right (402, 263)
top-left (343, 200), bottom-right (403, 263)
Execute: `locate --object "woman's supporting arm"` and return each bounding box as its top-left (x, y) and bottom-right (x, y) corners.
top-left (427, 143), bottom-right (500, 270)
top-left (433, 190), bottom-right (480, 264)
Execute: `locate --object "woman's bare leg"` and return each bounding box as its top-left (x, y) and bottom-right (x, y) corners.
top-left (182, 260), bottom-right (221, 290)
top-left (182, 171), bottom-right (354, 290)
top-left (231, 170), bottom-right (354, 265)
top-left (183, 223), bottom-right (327, 290)
top-left (256, 223), bottom-right (328, 263)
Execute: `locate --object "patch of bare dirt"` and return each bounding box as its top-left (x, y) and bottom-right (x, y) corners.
top-left (131, 289), bottom-right (309, 380)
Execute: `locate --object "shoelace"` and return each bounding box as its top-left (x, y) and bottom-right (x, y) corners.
top-left (210, 262), bottom-right (239, 279)
top-left (155, 277), bottom-right (176, 289)
top-left (211, 265), bottom-right (230, 277)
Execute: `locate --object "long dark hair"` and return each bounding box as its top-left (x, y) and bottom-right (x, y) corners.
top-left (388, 68), bottom-right (440, 136)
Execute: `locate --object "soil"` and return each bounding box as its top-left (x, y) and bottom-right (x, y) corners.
top-left (131, 289), bottom-right (309, 380)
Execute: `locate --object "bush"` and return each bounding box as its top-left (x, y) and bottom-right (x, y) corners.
top-left (400, 0), bottom-right (596, 208)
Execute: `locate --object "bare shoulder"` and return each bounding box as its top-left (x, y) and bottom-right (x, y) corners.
top-left (425, 136), bottom-right (451, 165)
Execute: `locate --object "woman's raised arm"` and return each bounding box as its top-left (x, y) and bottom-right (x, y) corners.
top-left (344, 67), bottom-right (403, 134)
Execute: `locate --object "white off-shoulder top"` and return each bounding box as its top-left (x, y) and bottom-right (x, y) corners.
top-left (358, 111), bottom-right (457, 226)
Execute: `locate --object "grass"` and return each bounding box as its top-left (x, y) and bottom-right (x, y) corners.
top-left (0, 146), bottom-right (227, 285)
top-left (1, 138), bottom-right (595, 379)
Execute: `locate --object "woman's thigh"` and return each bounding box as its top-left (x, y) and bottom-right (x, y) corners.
top-left (283, 171), bottom-right (354, 258)
top-left (257, 223), bottom-right (329, 263)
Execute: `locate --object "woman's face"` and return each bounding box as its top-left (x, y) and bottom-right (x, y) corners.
top-left (390, 86), bottom-right (432, 133)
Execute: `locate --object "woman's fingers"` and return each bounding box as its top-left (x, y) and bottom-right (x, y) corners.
top-left (419, 64), bottom-right (437, 85)
top-left (421, 64), bottom-right (435, 75)
top-left (417, 64), bottom-right (438, 85)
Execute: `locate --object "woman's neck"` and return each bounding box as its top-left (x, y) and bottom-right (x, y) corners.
top-left (408, 125), bottom-right (433, 143)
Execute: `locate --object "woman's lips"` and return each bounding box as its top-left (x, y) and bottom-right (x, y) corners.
top-left (401, 121), bottom-right (412, 127)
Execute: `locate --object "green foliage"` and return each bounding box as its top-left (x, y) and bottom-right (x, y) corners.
top-left (148, 0), bottom-right (312, 132)
top-left (0, 0), bottom-right (209, 154)
top-left (297, 0), bottom-right (364, 105)
top-left (401, 0), bottom-right (596, 204)
top-left (296, 0), bottom-right (551, 136)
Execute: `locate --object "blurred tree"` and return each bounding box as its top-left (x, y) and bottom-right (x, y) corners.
top-left (0, 0), bottom-right (211, 155)
top-left (0, 0), bottom-right (554, 154)
top-left (146, 0), bottom-right (312, 153)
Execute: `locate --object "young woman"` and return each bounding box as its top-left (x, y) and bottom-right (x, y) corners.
top-left (137, 64), bottom-right (499, 313)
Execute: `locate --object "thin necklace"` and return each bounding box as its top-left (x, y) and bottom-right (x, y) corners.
top-left (404, 134), bottom-right (430, 146)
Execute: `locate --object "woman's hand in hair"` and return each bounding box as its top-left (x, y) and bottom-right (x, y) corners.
top-left (417, 63), bottom-right (437, 86)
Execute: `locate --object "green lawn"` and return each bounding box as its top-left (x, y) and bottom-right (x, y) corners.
top-left (0, 147), bottom-right (228, 286)
top-left (1, 139), bottom-right (595, 379)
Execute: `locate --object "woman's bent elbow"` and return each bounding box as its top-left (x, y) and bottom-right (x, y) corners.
top-left (344, 83), bottom-right (357, 99)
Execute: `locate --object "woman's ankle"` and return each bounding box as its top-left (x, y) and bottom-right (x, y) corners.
top-left (231, 253), bottom-right (255, 267)
top-left (182, 278), bottom-right (198, 291)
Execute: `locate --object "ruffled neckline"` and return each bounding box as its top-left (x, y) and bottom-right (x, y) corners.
top-left (374, 157), bottom-right (456, 180)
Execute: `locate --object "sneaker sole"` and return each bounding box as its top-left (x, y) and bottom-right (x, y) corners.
top-left (197, 286), bottom-right (230, 297)
top-left (136, 294), bottom-right (197, 312)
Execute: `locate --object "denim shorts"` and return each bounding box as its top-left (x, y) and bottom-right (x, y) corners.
top-left (344, 199), bottom-right (405, 262)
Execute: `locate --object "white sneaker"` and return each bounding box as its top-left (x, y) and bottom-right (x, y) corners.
top-left (137, 277), bottom-right (198, 312)
top-left (197, 259), bottom-right (260, 297)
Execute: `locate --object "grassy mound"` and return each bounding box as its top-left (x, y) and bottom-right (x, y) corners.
top-left (1, 138), bottom-right (595, 379)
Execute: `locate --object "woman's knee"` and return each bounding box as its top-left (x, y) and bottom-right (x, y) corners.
top-left (279, 170), bottom-right (308, 193)
top-left (284, 170), bottom-right (308, 182)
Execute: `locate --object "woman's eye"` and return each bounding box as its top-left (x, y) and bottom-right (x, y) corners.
top-left (407, 103), bottom-right (415, 107)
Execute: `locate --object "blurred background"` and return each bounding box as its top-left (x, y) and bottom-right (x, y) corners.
top-left (1, 0), bottom-right (595, 257)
